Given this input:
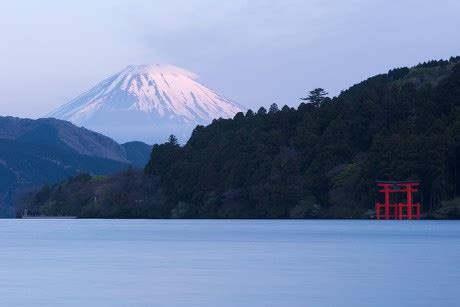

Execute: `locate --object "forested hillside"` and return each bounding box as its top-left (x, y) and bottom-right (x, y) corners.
top-left (21, 57), bottom-right (460, 218)
top-left (0, 117), bottom-right (151, 216)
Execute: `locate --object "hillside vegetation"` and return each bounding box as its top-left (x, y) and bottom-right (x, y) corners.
top-left (0, 117), bottom-right (151, 216)
top-left (20, 57), bottom-right (460, 218)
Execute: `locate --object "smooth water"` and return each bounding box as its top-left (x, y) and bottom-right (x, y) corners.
top-left (0, 220), bottom-right (458, 307)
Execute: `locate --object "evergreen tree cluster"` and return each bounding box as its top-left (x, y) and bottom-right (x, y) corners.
top-left (144, 58), bottom-right (460, 218)
top-left (21, 57), bottom-right (460, 218)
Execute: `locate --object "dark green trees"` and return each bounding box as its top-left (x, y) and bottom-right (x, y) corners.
top-left (301, 88), bottom-right (329, 106)
top-left (143, 59), bottom-right (460, 218)
top-left (21, 57), bottom-right (460, 219)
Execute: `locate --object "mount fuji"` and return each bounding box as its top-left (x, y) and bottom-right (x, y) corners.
top-left (46, 64), bottom-right (245, 144)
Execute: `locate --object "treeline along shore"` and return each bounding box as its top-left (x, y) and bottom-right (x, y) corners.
top-left (18, 57), bottom-right (460, 219)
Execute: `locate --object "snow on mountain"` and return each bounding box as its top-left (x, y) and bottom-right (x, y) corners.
top-left (46, 64), bottom-right (245, 144)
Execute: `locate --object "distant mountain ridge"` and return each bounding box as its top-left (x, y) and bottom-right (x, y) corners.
top-left (0, 117), bottom-right (131, 162)
top-left (47, 64), bottom-right (246, 143)
top-left (0, 116), bottom-right (152, 216)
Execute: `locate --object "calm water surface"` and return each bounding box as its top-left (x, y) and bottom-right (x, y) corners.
top-left (0, 220), bottom-right (458, 307)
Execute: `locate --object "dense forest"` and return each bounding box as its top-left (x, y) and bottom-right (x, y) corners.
top-left (19, 57), bottom-right (460, 218)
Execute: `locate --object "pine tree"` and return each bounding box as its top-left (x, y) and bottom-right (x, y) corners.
top-left (269, 103), bottom-right (280, 113)
top-left (167, 134), bottom-right (178, 145)
top-left (301, 88), bottom-right (329, 106)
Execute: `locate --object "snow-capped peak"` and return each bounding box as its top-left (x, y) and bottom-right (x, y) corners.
top-left (46, 64), bottom-right (245, 143)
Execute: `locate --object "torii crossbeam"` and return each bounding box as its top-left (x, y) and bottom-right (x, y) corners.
top-left (375, 181), bottom-right (421, 220)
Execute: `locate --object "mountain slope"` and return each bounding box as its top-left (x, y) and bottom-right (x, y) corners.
top-left (0, 116), bottom-right (145, 163)
top-left (47, 64), bottom-right (245, 143)
top-left (121, 141), bottom-right (154, 167)
top-left (0, 117), bottom-right (152, 216)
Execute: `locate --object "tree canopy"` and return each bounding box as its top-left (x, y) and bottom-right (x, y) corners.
top-left (301, 88), bottom-right (329, 106)
top-left (20, 57), bottom-right (460, 219)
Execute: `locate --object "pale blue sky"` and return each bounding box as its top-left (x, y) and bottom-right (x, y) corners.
top-left (1, 0), bottom-right (459, 117)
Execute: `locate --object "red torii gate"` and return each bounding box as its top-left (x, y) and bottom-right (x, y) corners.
top-left (375, 181), bottom-right (421, 220)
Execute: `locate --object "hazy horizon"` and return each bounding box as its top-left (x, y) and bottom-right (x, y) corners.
top-left (1, 0), bottom-right (459, 118)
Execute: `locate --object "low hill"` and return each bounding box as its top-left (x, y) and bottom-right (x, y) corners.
top-left (20, 57), bottom-right (460, 218)
top-left (0, 117), bottom-right (151, 216)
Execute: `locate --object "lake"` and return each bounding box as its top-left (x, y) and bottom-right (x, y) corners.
top-left (0, 220), bottom-right (458, 306)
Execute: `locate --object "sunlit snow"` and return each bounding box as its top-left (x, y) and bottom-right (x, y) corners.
top-left (46, 65), bottom-right (245, 143)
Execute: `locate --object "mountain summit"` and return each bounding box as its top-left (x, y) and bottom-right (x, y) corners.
top-left (47, 64), bottom-right (245, 143)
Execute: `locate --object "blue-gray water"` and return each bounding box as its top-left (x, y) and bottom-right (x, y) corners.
top-left (0, 220), bottom-right (458, 307)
